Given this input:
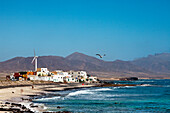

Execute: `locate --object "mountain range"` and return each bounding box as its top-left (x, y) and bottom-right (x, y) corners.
top-left (0, 52), bottom-right (170, 79)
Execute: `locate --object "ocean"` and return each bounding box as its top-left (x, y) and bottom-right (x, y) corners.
top-left (33, 79), bottom-right (170, 113)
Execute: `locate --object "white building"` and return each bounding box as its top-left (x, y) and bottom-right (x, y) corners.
top-left (88, 77), bottom-right (98, 83)
top-left (27, 75), bottom-right (53, 81)
top-left (37, 68), bottom-right (50, 76)
top-left (53, 74), bottom-right (65, 82)
top-left (27, 75), bottom-right (37, 80)
top-left (26, 68), bottom-right (94, 83)
top-left (65, 74), bottom-right (79, 83)
top-left (52, 70), bottom-right (74, 83)
top-left (26, 68), bottom-right (51, 81)
top-left (68, 70), bottom-right (88, 82)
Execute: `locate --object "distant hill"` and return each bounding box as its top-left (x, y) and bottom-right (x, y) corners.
top-left (132, 53), bottom-right (170, 74)
top-left (0, 52), bottom-right (169, 78)
top-left (66, 52), bottom-right (149, 72)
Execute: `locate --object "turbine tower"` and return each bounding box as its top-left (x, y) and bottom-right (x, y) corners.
top-left (31, 50), bottom-right (38, 72)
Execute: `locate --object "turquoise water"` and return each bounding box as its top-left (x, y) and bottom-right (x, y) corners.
top-left (33, 79), bottom-right (170, 113)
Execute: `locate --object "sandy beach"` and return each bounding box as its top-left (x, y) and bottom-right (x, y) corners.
top-left (0, 81), bottom-right (98, 112)
top-left (0, 79), bottom-right (148, 112)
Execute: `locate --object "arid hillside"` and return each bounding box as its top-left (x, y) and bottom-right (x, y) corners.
top-left (0, 52), bottom-right (170, 79)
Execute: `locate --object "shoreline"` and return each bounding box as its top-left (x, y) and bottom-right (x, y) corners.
top-left (0, 82), bottom-right (137, 112)
top-left (0, 83), bottom-right (99, 112)
top-left (0, 78), bottom-right (165, 112)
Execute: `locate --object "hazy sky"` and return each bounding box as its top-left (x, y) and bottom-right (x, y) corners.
top-left (0, 0), bottom-right (170, 62)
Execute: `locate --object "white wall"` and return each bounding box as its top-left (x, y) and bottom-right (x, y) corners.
top-left (53, 75), bottom-right (64, 82)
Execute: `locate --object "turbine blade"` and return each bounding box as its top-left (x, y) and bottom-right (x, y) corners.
top-left (31, 57), bottom-right (36, 63)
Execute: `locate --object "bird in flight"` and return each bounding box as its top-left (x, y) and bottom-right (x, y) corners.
top-left (96, 54), bottom-right (106, 58)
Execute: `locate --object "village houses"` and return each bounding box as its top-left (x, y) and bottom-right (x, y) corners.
top-left (10, 68), bottom-right (98, 83)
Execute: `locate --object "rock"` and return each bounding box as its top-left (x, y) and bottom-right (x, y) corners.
top-left (22, 105), bottom-right (27, 109)
top-left (114, 102), bottom-right (120, 104)
top-left (30, 105), bottom-right (38, 108)
top-left (0, 108), bottom-right (6, 111)
top-left (5, 102), bottom-right (10, 104)
top-left (11, 103), bottom-right (22, 107)
top-left (57, 106), bottom-right (63, 109)
top-left (119, 77), bottom-right (138, 81)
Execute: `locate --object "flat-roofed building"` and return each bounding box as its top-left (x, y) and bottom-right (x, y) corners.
top-left (68, 70), bottom-right (88, 82)
top-left (37, 68), bottom-right (50, 76)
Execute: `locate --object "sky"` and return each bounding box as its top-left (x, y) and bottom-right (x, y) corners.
top-left (0, 0), bottom-right (170, 62)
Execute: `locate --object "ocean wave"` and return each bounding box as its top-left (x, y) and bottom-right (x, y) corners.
top-left (138, 84), bottom-right (154, 87)
top-left (123, 86), bottom-right (137, 88)
top-left (34, 96), bottom-right (61, 101)
top-left (19, 102), bottom-right (47, 113)
top-left (67, 90), bottom-right (94, 96)
top-left (135, 80), bottom-right (154, 82)
top-left (94, 88), bottom-right (112, 91)
top-left (106, 93), bottom-right (159, 97)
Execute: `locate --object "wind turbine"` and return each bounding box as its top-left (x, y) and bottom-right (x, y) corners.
top-left (31, 50), bottom-right (38, 72)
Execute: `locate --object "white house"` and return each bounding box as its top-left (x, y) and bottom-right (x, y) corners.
top-left (27, 68), bottom-right (52, 81)
top-left (27, 75), bottom-right (53, 81)
top-left (20, 67), bottom-right (95, 83)
top-left (65, 74), bottom-right (79, 83)
top-left (40, 76), bottom-right (53, 81)
top-left (52, 71), bottom-right (67, 82)
top-left (68, 70), bottom-right (88, 82)
top-left (27, 75), bottom-right (36, 80)
top-left (52, 71), bottom-right (78, 83)
top-left (88, 76), bottom-right (98, 83)
top-left (37, 68), bottom-right (50, 76)
top-left (53, 74), bottom-right (65, 82)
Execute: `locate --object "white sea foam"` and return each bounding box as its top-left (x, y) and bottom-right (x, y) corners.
top-left (106, 94), bottom-right (158, 97)
top-left (139, 84), bottom-right (153, 86)
top-left (94, 88), bottom-right (112, 91)
top-left (113, 87), bottom-right (121, 89)
top-left (35, 96), bottom-right (60, 101)
top-left (19, 102), bottom-right (47, 113)
top-left (135, 80), bottom-right (155, 83)
top-left (67, 90), bottom-right (93, 96)
top-left (106, 94), bottom-right (129, 97)
top-left (124, 86), bottom-right (136, 88)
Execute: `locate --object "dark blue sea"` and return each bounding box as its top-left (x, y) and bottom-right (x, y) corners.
top-left (33, 79), bottom-right (170, 113)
